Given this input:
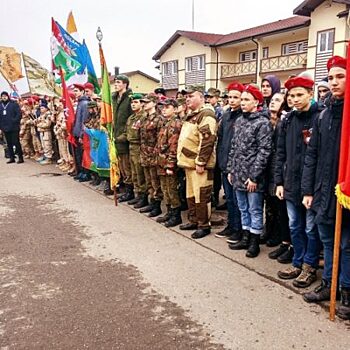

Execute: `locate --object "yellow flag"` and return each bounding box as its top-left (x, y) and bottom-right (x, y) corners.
top-left (0, 46), bottom-right (23, 83)
top-left (66, 11), bottom-right (79, 41)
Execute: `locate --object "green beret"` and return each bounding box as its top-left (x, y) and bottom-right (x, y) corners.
top-left (176, 97), bottom-right (186, 106)
top-left (88, 101), bottom-right (98, 108)
top-left (115, 74), bottom-right (129, 84)
top-left (130, 93), bottom-right (144, 100)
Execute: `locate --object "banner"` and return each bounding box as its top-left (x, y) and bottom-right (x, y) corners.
top-left (22, 53), bottom-right (61, 96)
top-left (0, 46), bottom-right (23, 83)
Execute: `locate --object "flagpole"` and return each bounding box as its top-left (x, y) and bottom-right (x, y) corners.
top-left (21, 53), bottom-right (33, 96)
top-left (330, 202), bottom-right (343, 320)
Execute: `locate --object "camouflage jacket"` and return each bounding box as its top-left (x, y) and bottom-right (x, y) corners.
top-left (19, 116), bottom-right (32, 139)
top-left (54, 111), bottom-right (68, 139)
top-left (156, 114), bottom-right (182, 175)
top-left (177, 105), bottom-right (217, 169)
top-left (36, 111), bottom-right (52, 132)
top-left (84, 111), bottom-right (101, 130)
top-left (140, 111), bottom-right (163, 167)
top-left (126, 110), bottom-right (145, 144)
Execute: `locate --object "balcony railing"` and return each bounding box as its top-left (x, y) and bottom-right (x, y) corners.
top-left (221, 61), bottom-right (256, 78)
top-left (221, 52), bottom-right (307, 79)
top-left (261, 52), bottom-right (307, 73)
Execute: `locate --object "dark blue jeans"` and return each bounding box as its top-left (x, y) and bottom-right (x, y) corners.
top-left (318, 221), bottom-right (350, 288)
top-left (286, 200), bottom-right (321, 268)
top-left (235, 190), bottom-right (264, 235)
top-left (222, 174), bottom-right (241, 232)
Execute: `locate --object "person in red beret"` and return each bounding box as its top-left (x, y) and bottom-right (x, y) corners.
top-left (226, 84), bottom-right (272, 258)
top-left (274, 74), bottom-right (322, 287)
top-left (302, 55), bottom-right (350, 320)
top-left (215, 82), bottom-right (243, 241)
top-left (84, 82), bottom-right (94, 98)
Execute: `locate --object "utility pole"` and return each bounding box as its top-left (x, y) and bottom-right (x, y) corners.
top-left (192, 0), bottom-right (195, 30)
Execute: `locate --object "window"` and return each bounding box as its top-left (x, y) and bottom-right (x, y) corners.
top-left (262, 47), bottom-right (269, 59)
top-left (282, 40), bottom-right (308, 55)
top-left (317, 30), bottom-right (334, 53)
top-left (239, 50), bottom-right (257, 62)
top-left (185, 55), bottom-right (205, 72)
top-left (162, 61), bottom-right (178, 76)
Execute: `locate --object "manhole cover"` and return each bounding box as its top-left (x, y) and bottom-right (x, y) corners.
top-left (32, 172), bottom-right (63, 177)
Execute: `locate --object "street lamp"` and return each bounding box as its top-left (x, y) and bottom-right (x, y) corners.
top-left (96, 27), bottom-right (103, 43)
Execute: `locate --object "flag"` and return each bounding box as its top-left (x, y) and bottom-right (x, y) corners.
top-left (66, 11), bottom-right (79, 41)
top-left (22, 53), bottom-right (61, 96)
top-left (82, 128), bottom-right (110, 177)
top-left (54, 19), bottom-right (100, 93)
top-left (59, 67), bottom-right (76, 146)
top-left (335, 41), bottom-right (350, 210)
top-left (99, 44), bottom-right (119, 189)
top-left (51, 18), bottom-right (81, 81)
top-left (0, 46), bottom-right (23, 83)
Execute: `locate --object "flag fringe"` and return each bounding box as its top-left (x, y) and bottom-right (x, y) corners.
top-left (336, 184), bottom-right (350, 210)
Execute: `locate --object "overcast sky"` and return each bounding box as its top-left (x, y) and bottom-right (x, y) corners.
top-left (1, 0), bottom-right (303, 93)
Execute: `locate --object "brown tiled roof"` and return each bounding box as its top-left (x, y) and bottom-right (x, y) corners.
top-left (294, 0), bottom-right (350, 16)
top-left (215, 16), bottom-right (310, 46)
top-left (153, 16), bottom-right (310, 60)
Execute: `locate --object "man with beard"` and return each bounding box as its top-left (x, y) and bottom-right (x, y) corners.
top-left (0, 91), bottom-right (23, 164)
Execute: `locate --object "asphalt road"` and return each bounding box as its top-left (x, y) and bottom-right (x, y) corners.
top-left (0, 155), bottom-right (349, 350)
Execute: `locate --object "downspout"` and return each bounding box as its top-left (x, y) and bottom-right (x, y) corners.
top-left (214, 46), bottom-right (219, 88)
top-left (251, 37), bottom-right (261, 85)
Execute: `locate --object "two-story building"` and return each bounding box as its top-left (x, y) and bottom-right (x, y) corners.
top-left (153, 0), bottom-right (350, 95)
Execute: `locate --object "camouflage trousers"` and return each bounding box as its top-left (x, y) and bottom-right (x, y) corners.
top-left (185, 169), bottom-right (213, 230)
top-left (39, 131), bottom-right (53, 159)
top-left (118, 153), bottom-right (132, 185)
top-left (32, 133), bottom-right (43, 154)
top-left (20, 137), bottom-right (34, 156)
top-left (57, 138), bottom-right (72, 163)
top-left (143, 166), bottom-right (163, 201)
top-left (129, 144), bottom-right (146, 194)
top-left (159, 174), bottom-right (181, 208)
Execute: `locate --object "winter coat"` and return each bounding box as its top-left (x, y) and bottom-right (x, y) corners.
top-left (156, 114), bottom-right (182, 175)
top-left (217, 107), bottom-right (242, 173)
top-left (0, 100), bottom-right (21, 132)
top-left (140, 111), bottom-right (163, 167)
top-left (226, 109), bottom-right (272, 192)
top-left (177, 104), bottom-right (217, 170)
top-left (301, 98), bottom-right (350, 225)
top-left (274, 102), bottom-right (320, 206)
top-left (112, 88), bottom-right (132, 154)
top-left (73, 95), bottom-right (89, 138)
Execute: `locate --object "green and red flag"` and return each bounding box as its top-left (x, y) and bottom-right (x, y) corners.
top-left (335, 41), bottom-right (350, 210)
top-left (99, 44), bottom-right (119, 190)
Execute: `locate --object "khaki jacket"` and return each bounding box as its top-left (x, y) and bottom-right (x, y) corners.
top-left (177, 104), bottom-right (217, 169)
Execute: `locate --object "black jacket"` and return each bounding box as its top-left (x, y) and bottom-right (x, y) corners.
top-left (227, 109), bottom-right (272, 192)
top-left (217, 108), bottom-right (241, 173)
top-left (301, 98), bottom-right (349, 225)
top-left (0, 100), bottom-right (21, 132)
top-left (274, 102), bottom-right (320, 206)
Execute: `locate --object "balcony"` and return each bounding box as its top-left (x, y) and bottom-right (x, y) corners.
top-left (221, 61), bottom-right (256, 79)
top-left (220, 52), bottom-right (307, 79)
top-left (261, 52), bottom-right (307, 73)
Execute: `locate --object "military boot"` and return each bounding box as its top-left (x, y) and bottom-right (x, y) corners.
top-left (246, 234), bottom-right (260, 258)
top-left (156, 205), bottom-right (171, 223)
top-left (134, 193), bottom-right (149, 209)
top-left (118, 184), bottom-right (135, 203)
top-left (149, 200), bottom-right (162, 217)
top-left (337, 288), bottom-right (350, 320)
top-left (139, 198), bottom-right (155, 213)
top-left (128, 193), bottom-right (141, 205)
top-left (228, 230), bottom-right (250, 250)
top-left (164, 207), bottom-right (182, 227)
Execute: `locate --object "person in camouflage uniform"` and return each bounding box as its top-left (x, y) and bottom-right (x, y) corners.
top-left (139, 93), bottom-right (163, 217)
top-left (35, 101), bottom-right (53, 165)
top-left (156, 98), bottom-right (183, 227)
top-left (177, 86), bottom-right (218, 239)
top-left (19, 104), bottom-right (34, 158)
top-left (125, 93), bottom-right (148, 207)
top-left (27, 103), bottom-right (43, 161)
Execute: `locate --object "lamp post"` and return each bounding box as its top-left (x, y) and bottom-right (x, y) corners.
top-left (96, 26), bottom-right (103, 46)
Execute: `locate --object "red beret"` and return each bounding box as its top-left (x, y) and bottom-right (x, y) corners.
top-left (285, 76), bottom-right (314, 90)
top-left (244, 85), bottom-right (263, 104)
top-left (327, 55), bottom-right (347, 71)
top-left (73, 83), bottom-right (85, 91)
top-left (31, 95), bottom-right (40, 102)
top-left (227, 81), bottom-right (244, 93)
top-left (84, 82), bottom-right (94, 90)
